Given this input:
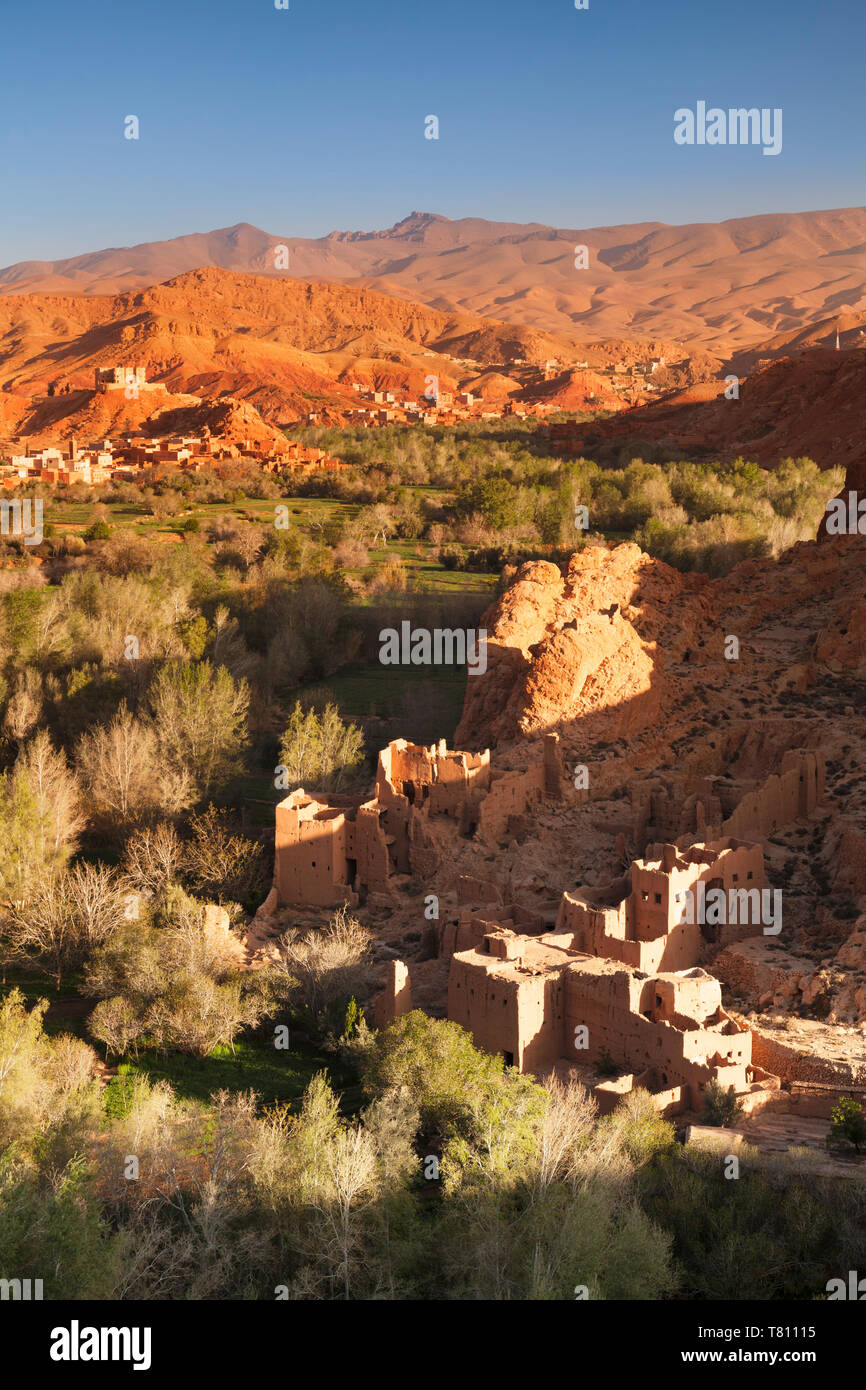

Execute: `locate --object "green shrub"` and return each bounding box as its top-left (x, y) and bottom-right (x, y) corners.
top-left (827, 1095), bottom-right (866, 1153)
top-left (700, 1079), bottom-right (743, 1127)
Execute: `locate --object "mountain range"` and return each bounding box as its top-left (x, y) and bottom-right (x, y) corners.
top-left (2, 207), bottom-right (865, 354)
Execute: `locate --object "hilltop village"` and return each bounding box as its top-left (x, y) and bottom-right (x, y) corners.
top-left (0, 366), bottom-right (345, 490)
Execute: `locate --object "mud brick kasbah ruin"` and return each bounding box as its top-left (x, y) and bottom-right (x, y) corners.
top-left (273, 734), bottom-right (564, 909)
top-left (261, 536), bottom-right (866, 1127)
top-left (269, 729), bottom-right (823, 1118)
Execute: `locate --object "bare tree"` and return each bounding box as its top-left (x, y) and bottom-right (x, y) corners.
top-left (77, 704), bottom-right (159, 822)
top-left (77, 704), bottom-right (193, 822)
top-left (0, 733), bottom-right (83, 908)
top-left (123, 821), bottom-right (184, 895)
top-left (3, 669), bottom-right (43, 745)
top-left (7, 862), bottom-right (128, 989)
top-left (274, 906), bottom-right (373, 1029)
top-left (89, 995), bottom-right (143, 1059)
top-left (354, 503), bottom-right (395, 549)
top-left (182, 807), bottom-right (267, 900)
top-left (533, 1072), bottom-right (597, 1194)
top-left (19, 729), bottom-right (85, 860)
top-left (324, 1126), bottom-right (379, 1299)
top-left (234, 523), bottom-right (267, 570)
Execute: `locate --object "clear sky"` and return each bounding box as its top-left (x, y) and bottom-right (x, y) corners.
top-left (0, 0), bottom-right (863, 265)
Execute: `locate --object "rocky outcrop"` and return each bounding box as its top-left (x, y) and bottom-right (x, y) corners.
top-left (815, 597), bottom-right (866, 674)
top-left (456, 544), bottom-right (701, 748)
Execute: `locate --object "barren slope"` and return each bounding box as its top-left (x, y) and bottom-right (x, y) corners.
top-left (3, 207), bottom-right (865, 353)
top-left (563, 349), bottom-right (866, 472)
top-left (0, 266), bottom-right (678, 426)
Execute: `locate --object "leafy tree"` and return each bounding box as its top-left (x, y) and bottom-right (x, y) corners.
top-left (0, 736), bottom-right (82, 907)
top-left (278, 700), bottom-right (365, 794)
top-left (0, 1160), bottom-right (125, 1299)
top-left (598, 1088), bottom-right (676, 1165)
top-left (455, 474), bottom-right (520, 531)
top-left (362, 1011), bottom-right (546, 1176)
top-left (0, 991), bottom-right (52, 1145)
top-left (0, 990), bottom-right (101, 1153)
top-left (85, 902), bottom-right (271, 1058)
top-left (178, 614), bottom-right (208, 659)
top-left (264, 576), bottom-right (358, 689)
top-left (148, 660), bottom-right (249, 801)
top-left (700, 1079), bottom-right (744, 1128)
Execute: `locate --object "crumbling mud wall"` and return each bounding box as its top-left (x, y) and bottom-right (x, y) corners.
top-left (631, 749), bottom-right (826, 852)
top-left (751, 1028), bottom-right (866, 1088)
top-left (273, 735), bottom-right (563, 908)
top-left (720, 750), bottom-right (825, 842)
top-left (374, 960), bottom-right (412, 1029)
top-left (448, 927), bottom-right (767, 1112)
top-left (555, 839), bottom-right (766, 974)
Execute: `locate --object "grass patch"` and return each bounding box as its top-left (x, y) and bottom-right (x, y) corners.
top-left (107, 1033), bottom-right (357, 1111)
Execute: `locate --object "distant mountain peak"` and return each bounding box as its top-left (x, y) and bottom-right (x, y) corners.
top-left (397, 211), bottom-right (448, 226)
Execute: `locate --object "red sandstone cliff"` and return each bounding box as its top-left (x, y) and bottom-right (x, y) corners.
top-left (563, 349), bottom-right (866, 473)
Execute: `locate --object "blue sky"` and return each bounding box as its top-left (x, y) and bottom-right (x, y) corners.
top-left (0, 0), bottom-right (863, 264)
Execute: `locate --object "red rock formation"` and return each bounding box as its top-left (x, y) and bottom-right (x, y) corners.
top-left (555, 350), bottom-right (866, 474)
top-left (456, 543), bottom-right (700, 748)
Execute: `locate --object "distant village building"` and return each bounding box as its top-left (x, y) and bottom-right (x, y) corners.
top-left (96, 366), bottom-right (143, 391)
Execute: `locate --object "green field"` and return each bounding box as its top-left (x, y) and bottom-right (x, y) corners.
top-left (46, 487), bottom-right (499, 596)
top-left (0, 974), bottom-right (357, 1113)
top-left (104, 1035), bottom-right (359, 1113)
